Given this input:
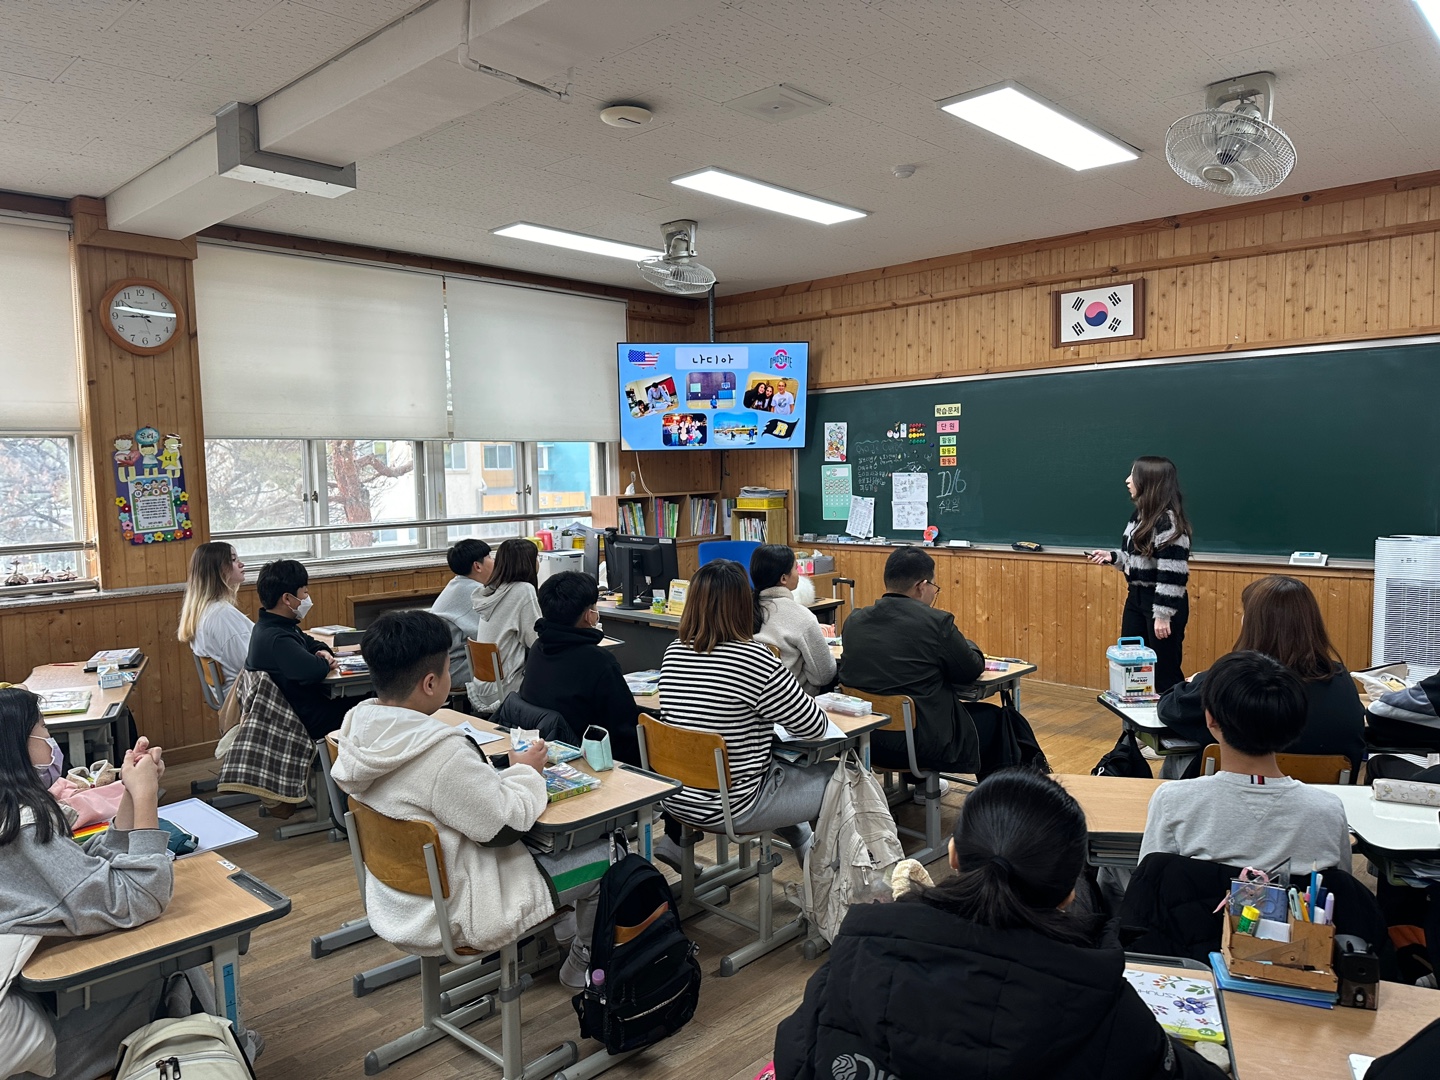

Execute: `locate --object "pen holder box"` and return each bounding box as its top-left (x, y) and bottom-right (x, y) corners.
top-left (1106, 637), bottom-right (1157, 698)
top-left (1222, 913), bottom-right (1337, 993)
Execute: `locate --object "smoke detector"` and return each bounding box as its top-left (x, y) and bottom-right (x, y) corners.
top-left (892, 164), bottom-right (917, 179)
top-left (600, 104), bottom-right (653, 128)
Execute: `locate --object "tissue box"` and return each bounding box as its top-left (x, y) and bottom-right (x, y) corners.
top-left (96, 664), bottom-right (126, 689)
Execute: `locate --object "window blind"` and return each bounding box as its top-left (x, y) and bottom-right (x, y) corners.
top-left (0, 220), bottom-right (79, 433)
top-left (193, 244), bottom-right (448, 438)
top-left (446, 277), bottom-right (625, 442)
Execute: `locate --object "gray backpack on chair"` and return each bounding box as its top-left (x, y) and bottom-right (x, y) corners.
top-left (115, 1013), bottom-right (254, 1080)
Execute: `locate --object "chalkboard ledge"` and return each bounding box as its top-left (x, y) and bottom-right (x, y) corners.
top-left (798, 539), bottom-right (1374, 572)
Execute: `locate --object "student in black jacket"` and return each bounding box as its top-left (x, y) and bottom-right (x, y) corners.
top-left (245, 559), bottom-right (350, 739)
top-left (520, 571), bottom-right (640, 765)
top-left (774, 770), bottom-right (1227, 1080)
top-left (1156, 575), bottom-right (1365, 778)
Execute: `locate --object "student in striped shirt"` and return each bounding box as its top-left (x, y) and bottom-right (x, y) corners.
top-left (658, 560), bottom-right (834, 861)
top-left (1089, 455), bottom-right (1192, 691)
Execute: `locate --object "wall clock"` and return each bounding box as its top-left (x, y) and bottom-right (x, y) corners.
top-left (99, 278), bottom-right (185, 356)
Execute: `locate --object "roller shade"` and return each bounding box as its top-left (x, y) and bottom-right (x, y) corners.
top-left (194, 244), bottom-right (448, 438)
top-left (0, 220), bottom-right (79, 433)
top-left (447, 277), bottom-right (625, 442)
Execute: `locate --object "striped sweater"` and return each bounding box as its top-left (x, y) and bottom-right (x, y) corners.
top-left (1112, 510), bottom-right (1190, 619)
top-left (658, 638), bottom-right (828, 827)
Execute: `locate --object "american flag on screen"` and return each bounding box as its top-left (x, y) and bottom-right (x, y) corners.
top-left (627, 349), bottom-right (659, 367)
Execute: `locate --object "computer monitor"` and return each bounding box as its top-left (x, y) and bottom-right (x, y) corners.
top-left (607, 534), bottom-right (680, 609)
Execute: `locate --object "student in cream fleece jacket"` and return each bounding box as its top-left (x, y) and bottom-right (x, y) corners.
top-left (750, 545), bottom-right (836, 695)
top-left (332, 610), bottom-right (606, 986)
top-left (468, 539), bottom-right (542, 712)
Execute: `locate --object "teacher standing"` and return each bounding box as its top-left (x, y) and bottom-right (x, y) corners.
top-left (1089, 456), bottom-right (1192, 692)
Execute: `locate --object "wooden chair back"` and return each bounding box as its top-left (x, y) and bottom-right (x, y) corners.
top-left (839, 686), bottom-right (912, 732)
top-left (1200, 743), bottom-right (1352, 784)
top-left (193, 653), bottom-right (226, 712)
top-left (764, 643), bottom-right (782, 659)
top-left (325, 732), bottom-right (340, 765)
top-left (348, 798), bottom-right (450, 899)
top-left (637, 713), bottom-right (730, 791)
top-left (466, 639), bottom-right (504, 684)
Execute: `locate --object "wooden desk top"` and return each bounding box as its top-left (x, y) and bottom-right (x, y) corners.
top-left (1316, 784), bottom-right (1440, 855)
top-left (825, 642), bottom-right (1036, 687)
top-left (1054, 773), bottom-right (1166, 834)
top-left (21, 855), bottom-right (289, 986)
top-left (22, 659), bottom-right (147, 726)
top-left (629, 695), bottom-right (887, 742)
top-left (428, 709), bottom-right (680, 831)
top-left (1096, 692), bottom-right (1166, 730)
top-left (1226, 979), bottom-right (1439, 1079)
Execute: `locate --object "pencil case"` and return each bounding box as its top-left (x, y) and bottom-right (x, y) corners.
top-left (1371, 778), bottom-right (1440, 807)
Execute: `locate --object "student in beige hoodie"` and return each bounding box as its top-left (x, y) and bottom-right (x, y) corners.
top-left (469, 538), bottom-right (542, 712)
top-left (332, 610), bottom-right (607, 987)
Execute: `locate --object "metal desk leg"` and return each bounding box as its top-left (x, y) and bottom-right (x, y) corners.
top-left (64, 730), bottom-right (86, 769)
top-left (212, 937), bottom-right (242, 1030)
top-left (638, 804), bottom-right (653, 862)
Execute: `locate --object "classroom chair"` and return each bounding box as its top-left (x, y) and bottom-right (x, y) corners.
top-left (1199, 744), bottom-right (1352, 785)
top-left (189, 654), bottom-right (255, 809)
top-left (467, 639), bottom-right (505, 685)
top-left (636, 713), bottom-right (807, 976)
top-left (312, 734), bottom-right (424, 995)
top-left (696, 540), bottom-right (760, 582)
top-left (344, 800), bottom-right (576, 1078)
top-left (839, 686), bottom-right (942, 865)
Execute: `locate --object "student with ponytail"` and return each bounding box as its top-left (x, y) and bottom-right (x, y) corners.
top-left (1091, 455), bottom-right (1193, 691)
top-left (774, 769), bottom-right (1226, 1080)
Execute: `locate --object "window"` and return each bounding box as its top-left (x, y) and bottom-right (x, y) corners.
top-left (482, 443), bottom-right (514, 471)
top-left (206, 437), bottom-right (607, 563)
top-left (0, 436), bottom-right (87, 581)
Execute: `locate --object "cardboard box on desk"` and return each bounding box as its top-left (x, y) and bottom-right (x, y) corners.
top-left (1221, 913), bottom-right (1338, 993)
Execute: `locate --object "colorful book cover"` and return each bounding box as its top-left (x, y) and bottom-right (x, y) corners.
top-left (544, 762), bottom-right (601, 803)
top-left (1122, 967), bottom-right (1227, 1043)
top-left (39, 689), bottom-right (92, 715)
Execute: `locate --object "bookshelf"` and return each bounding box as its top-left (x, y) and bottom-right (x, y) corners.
top-left (731, 505), bottom-right (788, 544)
top-left (591, 491), bottom-right (726, 543)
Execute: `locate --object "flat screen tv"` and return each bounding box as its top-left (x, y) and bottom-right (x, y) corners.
top-left (617, 342), bottom-right (808, 451)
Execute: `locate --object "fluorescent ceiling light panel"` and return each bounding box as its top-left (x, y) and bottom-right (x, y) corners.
top-left (492, 223), bottom-right (661, 261)
top-left (939, 82), bottom-right (1139, 171)
top-left (1417, 0), bottom-right (1440, 40)
top-left (671, 168), bottom-right (866, 224)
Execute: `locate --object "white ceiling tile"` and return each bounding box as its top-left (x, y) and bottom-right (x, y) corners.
top-left (0, 39), bottom-right (77, 81)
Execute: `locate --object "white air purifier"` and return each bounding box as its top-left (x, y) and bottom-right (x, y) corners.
top-left (1373, 536), bottom-right (1440, 678)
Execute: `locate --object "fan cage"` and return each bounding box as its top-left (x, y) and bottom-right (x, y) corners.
top-left (1165, 109), bottom-right (1296, 197)
top-left (638, 256), bottom-right (716, 295)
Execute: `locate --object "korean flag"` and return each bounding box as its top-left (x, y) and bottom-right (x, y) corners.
top-left (1057, 282), bottom-right (1138, 344)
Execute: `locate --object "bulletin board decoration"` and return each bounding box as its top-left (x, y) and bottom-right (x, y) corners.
top-left (112, 426), bottom-right (192, 545)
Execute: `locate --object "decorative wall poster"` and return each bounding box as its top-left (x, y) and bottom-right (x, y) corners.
top-left (845, 495), bottom-right (875, 539)
top-left (113, 426), bottom-right (192, 545)
top-left (821, 464), bottom-right (852, 519)
top-left (1052, 279), bottom-right (1146, 346)
top-left (823, 421), bottom-right (847, 462)
top-left (891, 472), bottom-right (929, 533)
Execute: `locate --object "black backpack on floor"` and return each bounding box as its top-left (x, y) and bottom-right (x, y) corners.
top-left (572, 833), bottom-right (702, 1054)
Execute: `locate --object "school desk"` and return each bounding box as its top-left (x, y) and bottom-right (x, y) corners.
top-left (1097, 692), bottom-right (1205, 759)
top-left (1224, 977), bottom-right (1439, 1079)
top-left (1055, 773), bottom-right (1167, 867)
top-left (20, 854), bottom-right (290, 1031)
top-left (1314, 783), bottom-right (1440, 886)
top-left (599, 596), bottom-right (844, 670)
top-left (21, 658), bottom-right (149, 766)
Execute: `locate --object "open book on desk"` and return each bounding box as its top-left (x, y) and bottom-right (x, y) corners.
top-left (774, 718), bottom-right (845, 743)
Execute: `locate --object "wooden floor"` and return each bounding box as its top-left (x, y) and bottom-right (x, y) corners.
top-left (160, 681), bottom-right (1120, 1080)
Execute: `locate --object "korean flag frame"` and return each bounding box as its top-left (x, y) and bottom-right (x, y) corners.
top-left (1052, 279), bottom-right (1146, 348)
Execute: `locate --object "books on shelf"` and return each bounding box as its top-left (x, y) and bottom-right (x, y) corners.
top-left (656, 497), bottom-right (680, 538)
top-left (689, 496), bottom-right (719, 537)
top-left (39, 689), bottom-right (91, 715)
top-left (736, 516), bottom-right (768, 542)
top-left (84, 647), bottom-right (143, 671)
top-left (617, 499), bottom-right (647, 535)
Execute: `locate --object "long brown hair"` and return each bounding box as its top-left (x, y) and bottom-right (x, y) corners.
top-left (1129, 455), bottom-right (1191, 556)
top-left (487, 538), bottom-right (538, 591)
top-left (177, 542), bottom-right (240, 644)
top-left (678, 560), bottom-right (753, 654)
top-left (1233, 575), bottom-right (1342, 681)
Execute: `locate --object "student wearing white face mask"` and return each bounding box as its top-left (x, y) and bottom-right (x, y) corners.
top-left (245, 558), bottom-right (350, 738)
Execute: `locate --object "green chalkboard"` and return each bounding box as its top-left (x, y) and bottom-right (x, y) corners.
top-left (797, 341), bottom-right (1440, 558)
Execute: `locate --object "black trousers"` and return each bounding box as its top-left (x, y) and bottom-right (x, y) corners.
top-left (1121, 588), bottom-right (1188, 693)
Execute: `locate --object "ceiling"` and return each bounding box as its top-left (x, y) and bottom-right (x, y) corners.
top-left (4, 0), bottom-right (1440, 295)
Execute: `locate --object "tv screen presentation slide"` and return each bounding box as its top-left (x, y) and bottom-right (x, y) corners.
top-left (617, 342), bottom-right (808, 451)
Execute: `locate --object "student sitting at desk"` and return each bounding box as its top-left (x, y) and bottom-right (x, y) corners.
top-left (429, 538), bottom-right (492, 683)
top-left (840, 546), bottom-right (1022, 781)
top-left (774, 770), bottom-right (1226, 1080)
top-left (0, 688), bottom-right (173, 1080)
top-left (1140, 650), bottom-right (1351, 872)
top-left (245, 558), bottom-right (349, 739)
top-left (1156, 575), bottom-right (1366, 779)
top-left (659, 560), bottom-right (833, 862)
top-left (520, 570), bottom-right (641, 762)
top-left (176, 540), bottom-right (253, 699)
top-left (331, 611), bottom-right (607, 988)
top-left (751, 544), bottom-right (836, 696)
top-left (469, 538), bottom-right (542, 713)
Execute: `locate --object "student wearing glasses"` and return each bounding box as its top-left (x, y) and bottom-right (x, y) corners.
top-left (840, 546), bottom-right (1014, 780)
